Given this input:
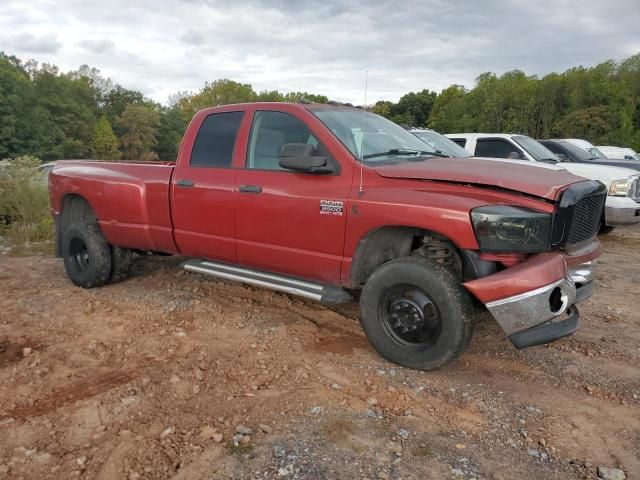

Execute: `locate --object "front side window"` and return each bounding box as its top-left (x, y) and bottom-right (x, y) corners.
top-left (311, 108), bottom-right (438, 164)
top-left (246, 111), bottom-right (319, 170)
top-left (475, 139), bottom-right (522, 159)
top-left (190, 111), bottom-right (244, 167)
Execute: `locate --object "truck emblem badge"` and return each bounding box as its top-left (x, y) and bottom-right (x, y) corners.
top-left (320, 200), bottom-right (344, 216)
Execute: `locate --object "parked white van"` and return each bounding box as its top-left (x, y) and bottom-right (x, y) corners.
top-left (445, 133), bottom-right (640, 228)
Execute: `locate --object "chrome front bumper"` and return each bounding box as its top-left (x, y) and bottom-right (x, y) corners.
top-left (605, 196), bottom-right (640, 225)
top-left (486, 261), bottom-right (595, 348)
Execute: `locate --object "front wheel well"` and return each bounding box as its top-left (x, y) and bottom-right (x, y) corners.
top-left (350, 226), bottom-right (464, 287)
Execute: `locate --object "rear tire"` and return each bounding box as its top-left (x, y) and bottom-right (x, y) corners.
top-left (360, 256), bottom-right (475, 371)
top-left (109, 246), bottom-right (134, 283)
top-left (62, 223), bottom-right (112, 288)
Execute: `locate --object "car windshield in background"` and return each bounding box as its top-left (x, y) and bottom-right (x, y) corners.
top-left (513, 135), bottom-right (559, 162)
top-left (590, 147), bottom-right (607, 159)
top-left (558, 141), bottom-right (594, 161)
top-left (311, 109), bottom-right (438, 163)
top-left (412, 130), bottom-right (470, 157)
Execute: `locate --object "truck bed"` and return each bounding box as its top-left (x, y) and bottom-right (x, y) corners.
top-left (49, 160), bottom-right (178, 253)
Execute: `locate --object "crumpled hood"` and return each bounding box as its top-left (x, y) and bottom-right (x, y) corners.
top-left (374, 157), bottom-right (588, 200)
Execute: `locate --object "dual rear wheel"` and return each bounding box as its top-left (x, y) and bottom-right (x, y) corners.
top-left (62, 222), bottom-right (133, 288)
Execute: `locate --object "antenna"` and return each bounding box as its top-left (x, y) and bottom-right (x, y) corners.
top-left (358, 70), bottom-right (368, 197)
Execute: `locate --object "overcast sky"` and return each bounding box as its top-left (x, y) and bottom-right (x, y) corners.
top-left (1, 0), bottom-right (639, 104)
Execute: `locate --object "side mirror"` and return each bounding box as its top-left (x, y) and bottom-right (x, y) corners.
top-left (624, 155), bottom-right (634, 160)
top-left (279, 143), bottom-right (333, 173)
top-left (556, 153), bottom-right (568, 162)
top-left (507, 151), bottom-right (523, 160)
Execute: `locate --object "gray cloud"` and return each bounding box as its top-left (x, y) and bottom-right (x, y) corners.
top-left (1, 0), bottom-right (638, 103)
top-left (80, 38), bottom-right (116, 54)
top-left (3, 32), bottom-right (62, 54)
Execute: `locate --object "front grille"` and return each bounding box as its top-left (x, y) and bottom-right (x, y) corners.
top-left (551, 180), bottom-right (607, 247)
top-left (566, 193), bottom-right (606, 244)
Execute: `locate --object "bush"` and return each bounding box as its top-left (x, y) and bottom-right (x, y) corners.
top-left (0, 156), bottom-right (53, 245)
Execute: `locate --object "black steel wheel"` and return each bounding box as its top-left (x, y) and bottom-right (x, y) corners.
top-left (360, 256), bottom-right (475, 371)
top-left (62, 223), bottom-right (111, 288)
top-left (381, 285), bottom-right (443, 349)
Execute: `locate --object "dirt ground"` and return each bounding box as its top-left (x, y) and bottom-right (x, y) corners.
top-left (0, 227), bottom-right (638, 480)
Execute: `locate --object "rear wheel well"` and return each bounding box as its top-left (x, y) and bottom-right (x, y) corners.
top-left (60, 194), bottom-right (97, 225)
top-left (350, 227), bottom-right (463, 287)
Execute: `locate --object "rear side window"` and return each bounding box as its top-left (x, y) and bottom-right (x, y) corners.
top-left (475, 139), bottom-right (520, 158)
top-left (190, 111), bottom-right (244, 167)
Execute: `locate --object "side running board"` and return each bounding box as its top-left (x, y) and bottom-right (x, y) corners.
top-left (182, 259), bottom-right (353, 305)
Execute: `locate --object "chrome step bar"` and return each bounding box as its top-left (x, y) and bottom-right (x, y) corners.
top-left (183, 259), bottom-right (353, 305)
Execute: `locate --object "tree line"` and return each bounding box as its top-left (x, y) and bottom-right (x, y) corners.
top-left (1, 51), bottom-right (639, 162)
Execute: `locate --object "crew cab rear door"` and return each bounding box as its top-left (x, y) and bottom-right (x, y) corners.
top-left (171, 108), bottom-right (245, 263)
top-left (234, 106), bottom-right (352, 284)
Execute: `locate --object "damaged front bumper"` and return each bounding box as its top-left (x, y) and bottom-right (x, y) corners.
top-left (485, 274), bottom-right (584, 348)
top-left (464, 243), bottom-right (601, 348)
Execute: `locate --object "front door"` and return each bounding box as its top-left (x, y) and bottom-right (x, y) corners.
top-left (235, 109), bottom-right (351, 284)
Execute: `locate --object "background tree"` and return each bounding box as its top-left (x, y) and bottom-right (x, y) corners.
top-left (92, 116), bottom-right (121, 159)
top-left (1, 51), bottom-right (640, 159)
top-left (117, 104), bottom-right (160, 160)
top-left (177, 79), bottom-right (257, 121)
top-left (155, 105), bottom-right (186, 161)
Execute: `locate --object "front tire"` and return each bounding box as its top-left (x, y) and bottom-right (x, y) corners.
top-left (62, 223), bottom-right (112, 288)
top-left (360, 256), bottom-right (474, 371)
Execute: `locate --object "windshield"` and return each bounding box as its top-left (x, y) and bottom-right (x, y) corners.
top-left (311, 108), bottom-right (438, 163)
top-left (412, 130), bottom-right (470, 157)
top-left (589, 147), bottom-right (607, 159)
top-left (513, 135), bottom-right (559, 162)
top-left (558, 141), bottom-right (593, 161)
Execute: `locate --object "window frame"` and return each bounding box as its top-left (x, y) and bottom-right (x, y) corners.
top-left (189, 110), bottom-right (245, 169)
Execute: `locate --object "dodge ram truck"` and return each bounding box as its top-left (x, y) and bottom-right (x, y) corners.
top-left (49, 102), bottom-right (605, 370)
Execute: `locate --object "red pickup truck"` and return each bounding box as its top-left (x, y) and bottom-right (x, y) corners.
top-left (49, 102), bottom-right (605, 370)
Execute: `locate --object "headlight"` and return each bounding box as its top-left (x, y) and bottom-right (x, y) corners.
top-left (608, 179), bottom-right (629, 197)
top-left (470, 205), bottom-right (552, 253)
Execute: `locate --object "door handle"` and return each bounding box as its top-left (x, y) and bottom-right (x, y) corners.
top-left (176, 179), bottom-right (195, 187)
top-left (239, 185), bottom-right (262, 194)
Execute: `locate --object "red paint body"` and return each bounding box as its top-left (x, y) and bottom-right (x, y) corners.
top-left (49, 103), bottom-right (601, 303)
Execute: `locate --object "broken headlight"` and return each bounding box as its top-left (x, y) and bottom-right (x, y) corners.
top-left (470, 205), bottom-right (552, 253)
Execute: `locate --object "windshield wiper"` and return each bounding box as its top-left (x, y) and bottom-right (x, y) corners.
top-left (363, 148), bottom-right (447, 159)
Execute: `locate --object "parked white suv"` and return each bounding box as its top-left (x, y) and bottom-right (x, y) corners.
top-left (596, 146), bottom-right (640, 161)
top-left (446, 133), bottom-right (640, 227)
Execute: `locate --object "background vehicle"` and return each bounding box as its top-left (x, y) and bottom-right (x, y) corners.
top-left (539, 139), bottom-right (640, 171)
top-left (408, 128), bottom-right (471, 157)
top-left (49, 104), bottom-right (604, 371)
top-left (597, 146), bottom-right (640, 161)
top-left (447, 133), bottom-right (640, 228)
top-left (561, 138), bottom-right (608, 159)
